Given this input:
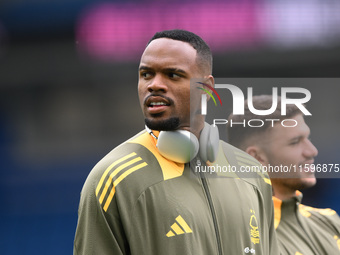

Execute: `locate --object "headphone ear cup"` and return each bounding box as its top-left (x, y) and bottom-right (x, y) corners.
top-left (199, 123), bottom-right (219, 163)
top-left (156, 130), bottom-right (199, 163)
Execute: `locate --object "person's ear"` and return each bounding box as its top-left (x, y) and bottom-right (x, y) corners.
top-left (246, 146), bottom-right (269, 166)
top-left (205, 75), bottom-right (214, 87)
top-left (202, 75), bottom-right (214, 101)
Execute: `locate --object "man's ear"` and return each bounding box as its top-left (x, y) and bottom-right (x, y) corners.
top-left (204, 75), bottom-right (214, 101)
top-left (205, 75), bottom-right (214, 87)
top-left (246, 146), bottom-right (268, 166)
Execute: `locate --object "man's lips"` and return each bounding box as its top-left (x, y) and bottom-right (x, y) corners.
top-left (299, 160), bottom-right (315, 173)
top-left (145, 95), bottom-right (171, 114)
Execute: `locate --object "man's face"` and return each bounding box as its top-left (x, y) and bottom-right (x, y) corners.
top-left (138, 38), bottom-right (205, 134)
top-left (263, 114), bottom-right (318, 190)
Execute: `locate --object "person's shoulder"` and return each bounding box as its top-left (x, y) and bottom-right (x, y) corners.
top-left (218, 140), bottom-right (272, 187)
top-left (85, 130), bottom-right (150, 180)
top-left (220, 141), bottom-right (261, 166)
top-left (299, 204), bottom-right (340, 219)
top-left (298, 203), bottom-right (340, 232)
top-left (80, 129), bottom-right (186, 211)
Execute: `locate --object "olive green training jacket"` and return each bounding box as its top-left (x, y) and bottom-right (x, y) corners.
top-left (74, 130), bottom-right (279, 255)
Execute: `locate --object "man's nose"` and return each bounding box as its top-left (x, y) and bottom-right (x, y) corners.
top-left (304, 139), bottom-right (318, 158)
top-left (147, 74), bottom-right (168, 93)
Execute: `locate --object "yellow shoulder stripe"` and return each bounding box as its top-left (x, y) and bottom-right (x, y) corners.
top-left (99, 157), bottom-right (143, 204)
top-left (95, 152), bottom-right (148, 212)
top-left (95, 152), bottom-right (137, 196)
top-left (103, 162), bottom-right (147, 211)
top-left (263, 178), bottom-right (272, 185)
top-left (129, 131), bottom-right (185, 180)
top-left (299, 204), bottom-right (336, 217)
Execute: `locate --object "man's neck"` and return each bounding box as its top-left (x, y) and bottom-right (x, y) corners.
top-left (272, 184), bottom-right (296, 201)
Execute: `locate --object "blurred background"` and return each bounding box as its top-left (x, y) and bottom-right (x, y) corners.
top-left (0, 0), bottom-right (340, 254)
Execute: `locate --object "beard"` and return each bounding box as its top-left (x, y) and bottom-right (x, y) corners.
top-left (285, 177), bottom-right (316, 191)
top-left (145, 117), bottom-right (180, 131)
top-left (271, 177), bottom-right (316, 196)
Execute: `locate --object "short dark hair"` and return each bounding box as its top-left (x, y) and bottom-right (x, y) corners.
top-left (227, 95), bottom-right (303, 150)
top-left (148, 29), bottom-right (212, 74)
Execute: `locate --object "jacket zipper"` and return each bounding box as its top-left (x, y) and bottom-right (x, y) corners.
top-left (193, 159), bottom-right (223, 255)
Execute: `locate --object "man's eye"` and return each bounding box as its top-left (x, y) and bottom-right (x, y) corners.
top-left (290, 138), bottom-right (301, 145)
top-left (141, 72), bottom-right (152, 78)
top-left (168, 73), bottom-right (181, 79)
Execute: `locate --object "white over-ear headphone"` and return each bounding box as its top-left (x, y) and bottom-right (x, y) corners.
top-left (145, 122), bottom-right (219, 163)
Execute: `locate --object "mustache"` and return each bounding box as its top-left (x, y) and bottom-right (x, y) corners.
top-left (144, 94), bottom-right (174, 105)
